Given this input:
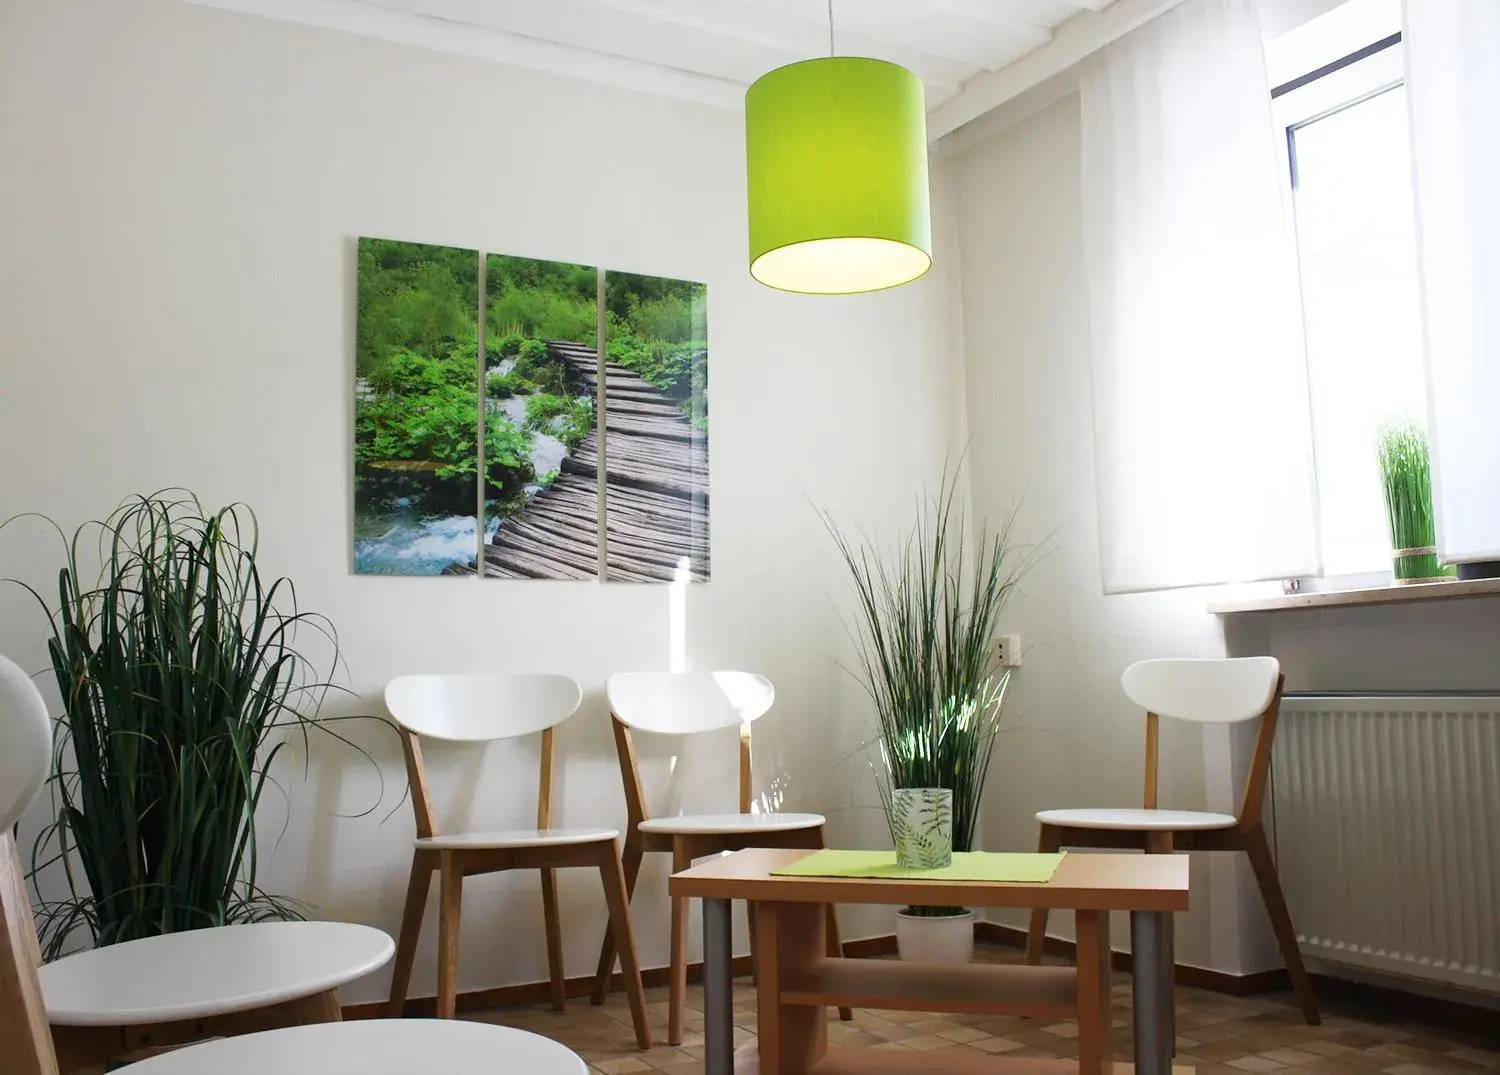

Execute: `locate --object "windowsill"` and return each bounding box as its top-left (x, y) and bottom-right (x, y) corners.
top-left (1208, 576), bottom-right (1500, 614)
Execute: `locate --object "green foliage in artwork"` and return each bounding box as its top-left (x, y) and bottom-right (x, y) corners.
top-left (356, 238), bottom-right (479, 382)
top-left (487, 255), bottom-right (599, 343)
top-left (486, 369), bottom-right (525, 399)
top-left (356, 380), bottom-right (534, 492)
top-left (525, 393), bottom-right (594, 450)
top-left (492, 331), bottom-right (525, 357)
top-left (604, 271), bottom-right (703, 331)
top-left (354, 304), bottom-right (535, 492)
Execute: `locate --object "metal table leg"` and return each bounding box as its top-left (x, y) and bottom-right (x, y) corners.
top-left (702, 896), bottom-right (734, 1075)
top-left (1131, 909), bottom-right (1174, 1075)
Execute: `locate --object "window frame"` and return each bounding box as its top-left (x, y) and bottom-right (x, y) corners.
top-left (1269, 30), bottom-right (1418, 591)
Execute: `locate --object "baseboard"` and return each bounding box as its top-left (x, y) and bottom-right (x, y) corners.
top-left (975, 922), bottom-right (1288, 995)
top-left (343, 933), bottom-right (899, 1020)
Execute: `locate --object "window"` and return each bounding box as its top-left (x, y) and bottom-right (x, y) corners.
top-left (1270, 4), bottom-right (1425, 578)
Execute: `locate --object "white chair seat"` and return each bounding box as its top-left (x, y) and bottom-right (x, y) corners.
top-left (638, 811), bottom-right (825, 835)
top-left (415, 827), bottom-right (618, 850)
top-left (40, 922), bottom-right (393, 1026)
top-left (1037, 808), bottom-right (1237, 831)
top-left (126, 1019), bottom-right (586, 1074)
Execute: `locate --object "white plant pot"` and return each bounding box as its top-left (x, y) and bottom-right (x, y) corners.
top-left (895, 909), bottom-right (975, 964)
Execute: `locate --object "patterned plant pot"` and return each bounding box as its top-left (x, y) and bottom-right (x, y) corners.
top-left (892, 787), bottom-right (954, 870)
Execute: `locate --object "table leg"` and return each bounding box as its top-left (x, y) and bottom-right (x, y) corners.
top-left (702, 896), bottom-right (735, 1075)
top-left (1130, 910), bottom-right (1174, 1075)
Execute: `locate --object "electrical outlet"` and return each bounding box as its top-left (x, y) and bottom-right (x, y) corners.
top-left (994, 633), bottom-right (1022, 668)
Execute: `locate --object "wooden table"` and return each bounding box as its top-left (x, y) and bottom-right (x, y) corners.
top-left (41, 921), bottom-right (394, 1073)
top-left (670, 848), bottom-right (1190, 1075)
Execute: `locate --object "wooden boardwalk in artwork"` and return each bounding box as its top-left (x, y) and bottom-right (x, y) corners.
top-left (483, 340), bottom-right (709, 582)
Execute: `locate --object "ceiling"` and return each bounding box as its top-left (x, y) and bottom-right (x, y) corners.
top-left (188, 0), bottom-right (1122, 116)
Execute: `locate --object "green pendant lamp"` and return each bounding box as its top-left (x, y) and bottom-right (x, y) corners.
top-left (744, 7), bottom-right (932, 294)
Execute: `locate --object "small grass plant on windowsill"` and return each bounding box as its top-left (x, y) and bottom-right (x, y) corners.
top-left (1377, 419), bottom-right (1454, 585)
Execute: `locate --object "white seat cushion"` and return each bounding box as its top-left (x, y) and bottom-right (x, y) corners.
top-left (125, 1020), bottom-right (586, 1075)
top-left (40, 922), bottom-right (394, 1026)
top-left (638, 812), bottom-right (825, 835)
top-left (1036, 808), bottom-right (1237, 831)
top-left (415, 827), bottom-right (618, 850)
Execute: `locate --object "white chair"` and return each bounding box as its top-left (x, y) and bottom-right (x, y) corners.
top-left (589, 671), bottom-right (851, 1045)
top-left (1024, 657), bottom-right (1318, 1027)
top-left (0, 656), bottom-right (588, 1075)
top-left (383, 673), bottom-right (650, 1048)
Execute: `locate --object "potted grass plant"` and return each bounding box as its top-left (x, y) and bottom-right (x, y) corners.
top-left (825, 475), bottom-right (1028, 963)
top-left (1377, 420), bottom-right (1451, 585)
top-left (5, 491), bottom-right (364, 958)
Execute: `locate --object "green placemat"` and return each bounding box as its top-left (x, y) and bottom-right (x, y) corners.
top-left (772, 849), bottom-right (1067, 884)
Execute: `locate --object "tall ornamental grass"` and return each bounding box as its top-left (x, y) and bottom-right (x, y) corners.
top-left (1377, 420), bottom-right (1446, 583)
top-left (824, 475), bottom-right (1032, 914)
top-left (5, 492), bottom-right (360, 959)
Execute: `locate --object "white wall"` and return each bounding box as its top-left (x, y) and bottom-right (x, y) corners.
top-left (0, 0), bottom-right (968, 1003)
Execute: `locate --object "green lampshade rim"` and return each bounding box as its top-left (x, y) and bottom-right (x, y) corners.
top-left (745, 54), bottom-right (915, 97)
top-left (749, 237), bottom-right (933, 296)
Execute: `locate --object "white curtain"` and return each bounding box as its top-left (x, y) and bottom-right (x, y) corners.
top-left (1405, 1), bottom-right (1500, 565)
top-left (1081, 0), bottom-right (1320, 595)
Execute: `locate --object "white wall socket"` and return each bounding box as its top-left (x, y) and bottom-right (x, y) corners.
top-left (994, 633), bottom-right (1022, 668)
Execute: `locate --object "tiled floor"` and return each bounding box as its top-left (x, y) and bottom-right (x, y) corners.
top-left (469, 945), bottom-right (1500, 1074)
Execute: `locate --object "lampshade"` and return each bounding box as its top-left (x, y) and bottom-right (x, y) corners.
top-left (745, 57), bottom-right (932, 294)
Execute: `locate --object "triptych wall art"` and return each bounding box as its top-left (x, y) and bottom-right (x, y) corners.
top-left (353, 237), bottom-right (709, 582)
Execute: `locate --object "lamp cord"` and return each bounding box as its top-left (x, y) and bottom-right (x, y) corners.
top-left (827, 0), bottom-right (835, 57)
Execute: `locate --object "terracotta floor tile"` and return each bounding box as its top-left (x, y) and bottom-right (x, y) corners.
top-left (1227, 1057), bottom-right (1290, 1073)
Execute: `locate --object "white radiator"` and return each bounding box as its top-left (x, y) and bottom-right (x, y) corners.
top-left (1271, 696), bottom-right (1500, 995)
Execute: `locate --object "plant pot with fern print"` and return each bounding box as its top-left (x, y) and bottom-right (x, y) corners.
top-left (893, 787), bottom-right (954, 869)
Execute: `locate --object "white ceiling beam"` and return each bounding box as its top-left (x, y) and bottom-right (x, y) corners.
top-left (580, 0), bottom-right (985, 85)
top-left (926, 0), bottom-right (1188, 138)
top-left (179, 0), bottom-right (747, 106)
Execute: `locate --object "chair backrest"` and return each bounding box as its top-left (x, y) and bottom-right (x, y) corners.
top-left (385, 674), bottom-right (583, 840)
top-left (1122, 657), bottom-right (1279, 724)
top-left (606, 672), bottom-right (775, 824)
top-left (385, 674), bottom-right (582, 742)
top-left (607, 672), bottom-right (774, 734)
top-left (1123, 657), bottom-right (1284, 825)
top-left (0, 655), bottom-right (59, 1075)
top-left (0, 655), bottom-right (51, 833)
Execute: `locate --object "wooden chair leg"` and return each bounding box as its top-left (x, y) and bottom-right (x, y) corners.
top-left (386, 850), bottom-right (434, 1017)
top-left (1, 831), bottom-right (56, 1075)
top-left (668, 839), bottom-right (692, 1047)
top-left (1025, 824), bottom-right (1061, 965)
top-left (540, 867), bottom-right (566, 1013)
top-left (592, 836), bottom-right (644, 1005)
top-left (287, 987), bottom-right (343, 1024)
top-left (824, 903), bottom-right (854, 1022)
top-left (1244, 825), bottom-right (1320, 1025)
top-left (597, 842), bottom-right (652, 1050)
top-left (436, 852), bottom-right (463, 1020)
